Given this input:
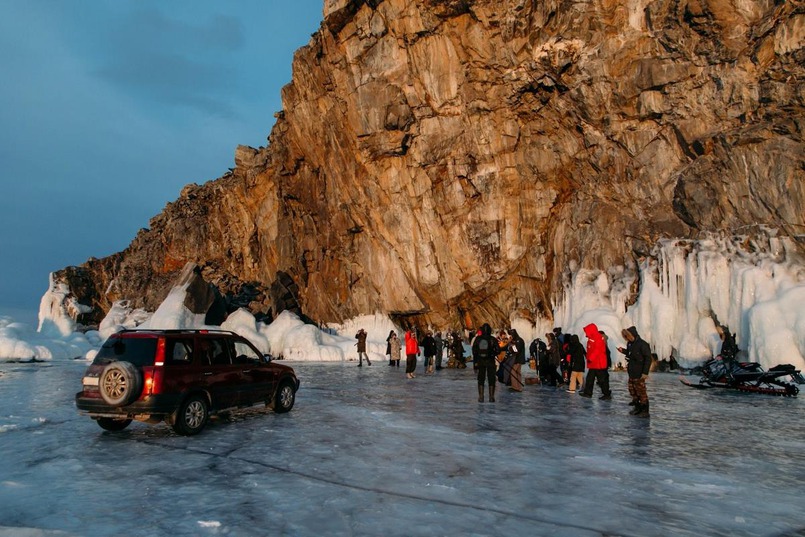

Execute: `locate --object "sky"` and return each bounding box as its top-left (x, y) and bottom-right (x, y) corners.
top-left (0, 1), bottom-right (323, 323)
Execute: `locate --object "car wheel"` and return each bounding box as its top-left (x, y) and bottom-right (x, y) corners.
top-left (172, 395), bottom-right (209, 436)
top-left (95, 417), bottom-right (132, 431)
top-left (274, 380), bottom-right (296, 413)
top-left (99, 361), bottom-right (142, 406)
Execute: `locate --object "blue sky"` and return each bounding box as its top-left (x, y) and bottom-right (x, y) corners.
top-left (0, 1), bottom-right (322, 322)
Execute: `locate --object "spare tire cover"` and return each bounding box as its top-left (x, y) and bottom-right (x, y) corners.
top-left (99, 361), bottom-right (143, 406)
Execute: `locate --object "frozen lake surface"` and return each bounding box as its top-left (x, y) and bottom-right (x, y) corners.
top-left (0, 360), bottom-right (803, 536)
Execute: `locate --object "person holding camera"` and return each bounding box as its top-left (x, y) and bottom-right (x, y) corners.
top-left (618, 326), bottom-right (652, 417)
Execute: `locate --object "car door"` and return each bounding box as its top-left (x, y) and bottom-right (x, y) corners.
top-left (195, 336), bottom-right (241, 410)
top-left (161, 337), bottom-right (197, 395)
top-left (233, 339), bottom-right (276, 405)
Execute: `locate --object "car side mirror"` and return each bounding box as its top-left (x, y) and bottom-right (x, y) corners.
top-left (264, 353), bottom-right (273, 362)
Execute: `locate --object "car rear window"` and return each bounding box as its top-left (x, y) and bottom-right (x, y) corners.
top-left (93, 337), bottom-right (158, 367)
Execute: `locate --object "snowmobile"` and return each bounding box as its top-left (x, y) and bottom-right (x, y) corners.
top-left (680, 356), bottom-right (803, 396)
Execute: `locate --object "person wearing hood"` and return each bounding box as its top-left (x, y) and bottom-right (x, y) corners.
top-left (507, 328), bottom-right (526, 392)
top-left (618, 326), bottom-right (652, 417)
top-left (389, 332), bottom-right (402, 368)
top-left (386, 330), bottom-right (396, 366)
top-left (472, 323), bottom-right (498, 402)
top-left (566, 334), bottom-right (586, 393)
top-left (580, 323), bottom-right (612, 399)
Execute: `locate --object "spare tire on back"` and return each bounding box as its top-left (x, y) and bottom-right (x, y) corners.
top-left (99, 361), bottom-right (143, 406)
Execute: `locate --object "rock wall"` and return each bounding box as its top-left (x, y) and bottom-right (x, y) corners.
top-left (54, 0), bottom-right (804, 330)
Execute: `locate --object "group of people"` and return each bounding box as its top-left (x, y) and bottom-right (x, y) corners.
top-left (381, 329), bottom-right (467, 379)
top-left (358, 322), bottom-right (654, 417)
top-left (525, 325), bottom-right (652, 417)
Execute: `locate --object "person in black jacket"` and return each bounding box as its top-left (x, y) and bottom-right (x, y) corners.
top-left (452, 331), bottom-right (466, 369)
top-left (719, 325), bottom-right (739, 361)
top-left (434, 332), bottom-right (444, 370)
top-left (531, 338), bottom-right (548, 382)
top-left (421, 331), bottom-right (437, 374)
top-left (618, 326), bottom-right (652, 417)
top-left (472, 323), bottom-right (498, 402)
top-left (545, 333), bottom-right (564, 387)
top-left (567, 334), bottom-right (586, 393)
top-left (386, 330), bottom-right (395, 366)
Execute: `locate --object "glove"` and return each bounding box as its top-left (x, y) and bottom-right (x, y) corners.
top-left (641, 374), bottom-right (648, 380)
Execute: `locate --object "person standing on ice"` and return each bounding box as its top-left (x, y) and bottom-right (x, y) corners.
top-left (422, 331), bottom-right (437, 374)
top-left (618, 326), bottom-right (651, 417)
top-left (389, 332), bottom-right (402, 368)
top-left (386, 330), bottom-right (396, 366)
top-left (599, 330), bottom-right (612, 369)
top-left (580, 324), bottom-right (612, 399)
top-left (451, 331), bottom-right (466, 368)
top-left (566, 334), bottom-right (586, 393)
top-left (355, 328), bottom-right (371, 367)
top-left (434, 331), bottom-right (444, 370)
top-left (507, 329), bottom-right (526, 392)
top-left (404, 328), bottom-right (420, 379)
top-left (545, 333), bottom-right (564, 387)
top-left (472, 323), bottom-right (498, 402)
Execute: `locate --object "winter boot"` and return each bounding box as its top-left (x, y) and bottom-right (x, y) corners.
top-left (636, 400), bottom-right (650, 418)
top-left (478, 385), bottom-right (485, 402)
top-left (628, 399), bottom-right (638, 406)
top-left (489, 384), bottom-right (496, 403)
top-left (630, 402), bottom-right (644, 415)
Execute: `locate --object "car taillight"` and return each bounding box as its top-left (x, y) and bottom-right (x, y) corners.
top-left (154, 337), bottom-right (166, 366)
top-left (142, 366), bottom-right (164, 396)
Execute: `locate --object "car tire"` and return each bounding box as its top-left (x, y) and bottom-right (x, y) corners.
top-left (172, 395), bottom-right (209, 436)
top-left (99, 361), bottom-right (142, 406)
top-left (96, 417), bottom-right (132, 431)
top-left (274, 380), bottom-right (296, 413)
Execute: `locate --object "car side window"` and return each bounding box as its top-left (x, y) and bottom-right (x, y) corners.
top-left (209, 339), bottom-right (231, 366)
top-left (233, 341), bottom-right (261, 365)
top-left (168, 339), bottom-right (193, 365)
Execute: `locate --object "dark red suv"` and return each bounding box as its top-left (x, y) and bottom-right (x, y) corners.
top-left (76, 329), bottom-right (299, 435)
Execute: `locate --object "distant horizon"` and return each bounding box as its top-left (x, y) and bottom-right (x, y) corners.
top-left (0, 305), bottom-right (39, 326)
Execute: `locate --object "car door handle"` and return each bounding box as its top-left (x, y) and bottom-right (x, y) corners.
top-left (204, 372), bottom-right (213, 376)
top-left (241, 369), bottom-right (251, 373)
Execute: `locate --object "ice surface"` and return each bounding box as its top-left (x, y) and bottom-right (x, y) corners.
top-left (0, 361), bottom-right (803, 536)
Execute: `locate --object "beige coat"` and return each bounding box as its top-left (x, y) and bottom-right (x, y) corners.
top-left (390, 336), bottom-right (402, 360)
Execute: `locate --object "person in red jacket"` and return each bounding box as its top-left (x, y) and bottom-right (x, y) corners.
top-left (404, 329), bottom-right (420, 379)
top-left (580, 323), bottom-right (612, 399)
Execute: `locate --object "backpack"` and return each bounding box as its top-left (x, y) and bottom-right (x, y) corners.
top-left (475, 337), bottom-right (492, 361)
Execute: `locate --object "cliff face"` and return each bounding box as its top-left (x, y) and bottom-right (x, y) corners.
top-left (55, 0), bottom-right (805, 329)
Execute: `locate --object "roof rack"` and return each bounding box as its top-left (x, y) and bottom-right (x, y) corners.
top-left (115, 328), bottom-right (241, 336)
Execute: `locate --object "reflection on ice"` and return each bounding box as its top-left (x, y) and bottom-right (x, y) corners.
top-left (0, 361), bottom-right (803, 536)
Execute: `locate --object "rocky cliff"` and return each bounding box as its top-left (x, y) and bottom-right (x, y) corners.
top-left (54, 0), bottom-right (805, 330)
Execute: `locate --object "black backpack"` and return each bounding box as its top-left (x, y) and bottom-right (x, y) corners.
top-left (475, 337), bottom-right (492, 361)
